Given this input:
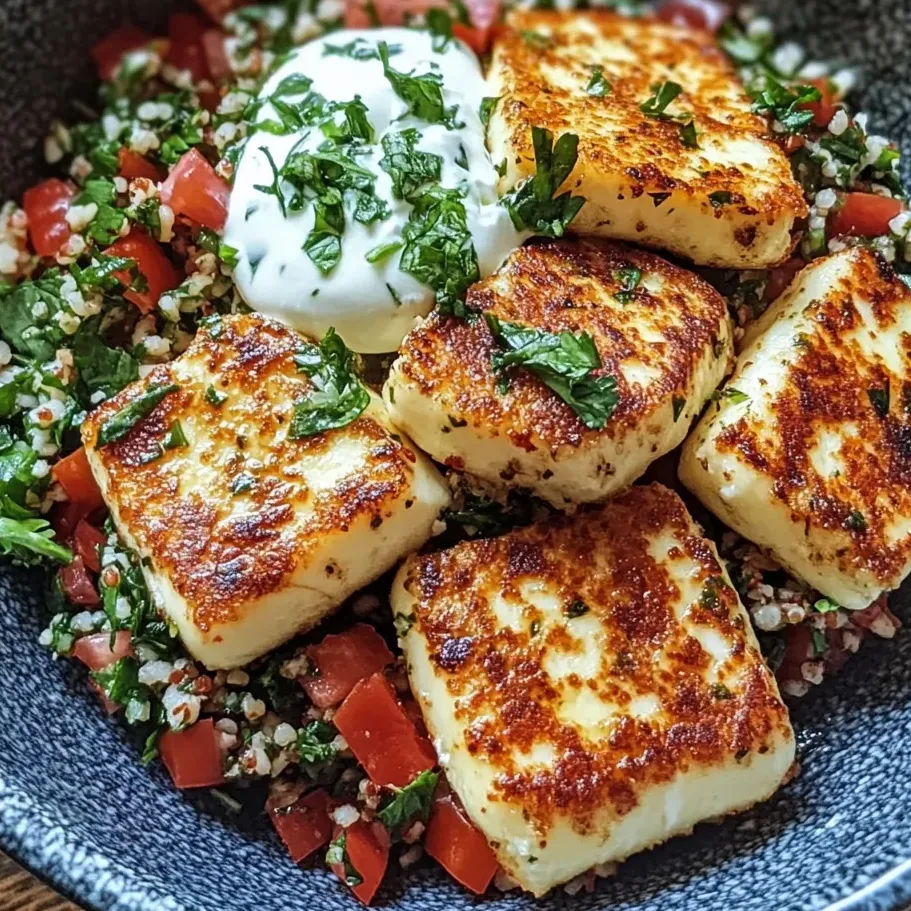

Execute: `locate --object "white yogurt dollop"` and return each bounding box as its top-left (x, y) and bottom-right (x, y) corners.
top-left (224, 28), bottom-right (524, 353)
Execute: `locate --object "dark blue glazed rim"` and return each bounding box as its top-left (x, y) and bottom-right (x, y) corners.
top-left (1, 1), bottom-right (911, 910)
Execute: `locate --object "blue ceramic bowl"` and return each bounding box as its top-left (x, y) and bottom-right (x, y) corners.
top-left (2, 3), bottom-right (911, 910)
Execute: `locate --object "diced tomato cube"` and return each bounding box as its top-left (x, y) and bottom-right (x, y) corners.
top-left (829, 192), bottom-right (904, 238)
top-left (202, 29), bottom-right (232, 81)
top-left (160, 148), bottom-right (231, 231)
top-left (73, 520), bottom-right (108, 573)
top-left (270, 789), bottom-right (334, 862)
top-left (334, 672), bottom-right (436, 788)
top-left (424, 793), bottom-right (499, 895)
top-left (105, 230), bottom-right (182, 314)
top-left (60, 556), bottom-right (101, 606)
top-left (159, 718), bottom-right (226, 789)
top-left (655, 0), bottom-right (730, 32)
top-left (91, 24), bottom-right (151, 81)
top-left (800, 77), bottom-right (839, 129)
top-left (23, 179), bottom-right (76, 258)
top-left (52, 448), bottom-right (105, 515)
top-left (73, 630), bottom-right (134, 671)
top-left (300, 624), bottom-right (394, 709)
top-left (776, 624), bottom-right (813, 686)
top-left (166, 12), bottom-right (211, 83)
top-left (117, 148), bottom-right (163, 182)
top-left (329, 821), bottom-right (389, 905)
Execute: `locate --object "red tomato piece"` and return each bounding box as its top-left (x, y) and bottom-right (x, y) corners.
top-left (270, 789), bottom-right (334, 863)
top-left (330, 821), bottom-right (389, 905)
top-left (73, 520), bottom-right (108, 573)
top-left (656, 0), bottom-right (730, 31)
top-left (52, 448), bottom-right (105, 514)
top-left (73, 630), bottom-right (134, 671)
top-left (829, 192), bottom-right (904, 238)
top-left (334, 672), bottom-right (436, 788)
top-left (196, 0), bottom-right (243, 22)
top-left (118, 148), bottom-right (164, 182)
top-left (765, 257), bottom-right (805, 302)
top-left (300, 624), bottom-right (394, 709)
top-left (202, 29), bottom-right (232, 81)
top-left (160, 149), bottom-right (231, 231)
top-left (91, 24), bottom-right (151, 81)
top-left (159, 718), bottom-right (226, 789)
top-left (60, 556), bottom-right (101, 606)
top-left (776, 624), bottom-right (813, 686)
top-left (166, 12), bottom-right (211, 83)
top-left (799, 78), bottom-right (838, 129)
top-left (424, 794), bottom-right (498, 895)
top-left (23, 179), bottom-right (75, 258)
top-left (106, 230), bottom-right (182, 314)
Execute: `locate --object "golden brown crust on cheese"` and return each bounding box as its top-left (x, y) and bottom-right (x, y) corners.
top-left (82, 313), bottom-right (417, 632)
top-left (393, 238), bottom-right (730, 456)
top-left (488, 10), bottom-right (806, 258)
top-left (714, 248), bottom-right (911, 587)
top-left (399, 484), bottom-right (792, 836)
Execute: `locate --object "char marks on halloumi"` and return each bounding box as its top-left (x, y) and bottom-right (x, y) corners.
top-left (487, 10), bottom-right (807, 268)
top-left (82, 313), bottom-right (450, 669)
top-left (680, 248), bottom-right (911, 609)
top-left (394, 484), bottom-right (795, 896)
top-left (385, 238), bottom-right (733, 506)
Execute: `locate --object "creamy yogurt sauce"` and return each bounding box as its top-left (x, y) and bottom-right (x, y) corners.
top-left (224, 28), bottom-right (525, 353)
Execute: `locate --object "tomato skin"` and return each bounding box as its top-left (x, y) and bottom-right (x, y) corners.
top-left (117, 148), bottom-right (163, 182)
top-left (270, 789), bottom-right (334, 862)
top-left (160, 149), bottom-right (231, 231)
top-left (334, 672), bottom-right (437, 788)
top-left (829, 192), bottom-right (904, 238)
top-left (105, 230), bottom-right (182, 314)
top-left (424, 794), bottom-right (498, 895)
top-left (196, 0), bottom-right (243, 22)
top-left (656, 0), bottom-right (730, 31)
top-left (765, 257), bottom-right (805, 302)
top-left (60, 555), bottom-right (101, 606)
top-left (52, 447), bottom-right (105, 514)
top-left (91, 24), bottom-right (151, 81)
top-left (300, 624), bottom-right (394, 709)
top-left (202, 29), bottom-right (232, 81)
top-left (23, 179), bottom-right (75, 258)
top-left (73, 630), bottom-right (134, 670)
top-left (330, 821), bottom-right (389, 905)
top-left (73, 520), bottom-right (108, 573)
top-left (776, 624), bottom-right (812, 686)
top-left (166, 13), bottom-right (211, 83)
top-left (159, 718), bottom-right (226, 789)
top-left (801, 78), bottom-right (838, 129)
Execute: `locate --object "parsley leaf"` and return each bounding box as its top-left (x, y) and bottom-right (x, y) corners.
top-left (499, 127), bottom-right (585, 237)
top-left (96, 384), bottom-right (180, 446)
top-left (379, 129), bottom-right (442, 201)
top-left (485, 316), bottom-right (619, 430)
top-left (326, 833), bottom-right (363, 887)
top-left (319, 97), bottom-right (375, 145)
top-left (640, 80), bottom-right (683, 117)
top-left (519, 29), bottom-right (551, 50)
top-left (479, 95), bottom-right (501, 129)
top-left (868, 383), bottom-right (890, 417)
top-left (0, 516), bottom-right (72, 565)
top-left (72, 323), bottom-right (139, 402)
top-left (748, 74), bottom-right (820, 135)
top-left (290, 328), bottom-right (369, 438)
top-left (709, 191), bottom-right (733, 208)
top-left (814, 598), bottom-right (841, 613)
top-left (845, 510), bottom-right (867, 532)
top-left (163, 420), bottom-right (188, 450)
top-left (254, 146), bottom-right (288, 217)
top-left (378, 41), bottom-right (459, 128)
top-left (723, 387), bottom-right (750, 404)
top-left (322, 38), bottom-right (402, 60)
top-left (0, 275), bottom-right (69, 361)
top-left (400, 185), bottom-right (479, 317)
top-left (679, 120), bottom-right (699, 148)
top-left (614, 265), bottom-right (642, 303)
top-left (296, 720), bottom-right (340, 779)
top-left (672, 395), bottom-right (686, 422)
top-left (377, 769), bottom-right (440, 840)
top-left (586, 66), bottom-right (612, 97)
top-left (74, 178), bottom-right (128, 245)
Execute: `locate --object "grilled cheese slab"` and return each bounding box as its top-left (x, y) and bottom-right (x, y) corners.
top-left (394, 484), bottom-right (795, 896)
top-left (680, 248), bottom-right (911, 609)
top-left (82, 313), bottom-right (449, 669)
top-left (487, 10), bottom-right (807, 268)
top-left (385, 238), bottom-right (733, 506)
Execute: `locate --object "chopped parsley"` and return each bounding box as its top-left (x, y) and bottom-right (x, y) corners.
top-left (709, 191), bottom-right (734, 208)
top-left (586, 66), bottom-right (612, 97)
top-left (0, 517), bottom-right (72, 566)
top-left (378, 41), bottom-right (459, 129)
top-left (296, 720), bottom-right (340, 779)
top-left (565, 599), bottom-right (589, 619)
top-left (290, 327), bottom-right (369, 438)
top-left (672, 396), bottom-right (686, 422)
top-left (814, 598), bottom-right (841, 614)
top-left (377, 769), bottom-right (439, 839)
top-left (614, 265), bottom-right (642, 303)
top-left (640, 80), bottom-right (683, 118)
top-left (379, 129), bottom-right (442, 201)
top-left (679, 120), bottom-right (699, 148)
top-left (326, 833), bottom-right (363, 887)
top-left (844, 510), bottom-right (867, 533)
top-left (322, 38), bottom-right (401, 60)
top-left (393, 611), bottom-right (416, 638)
top-left (479, 95), bottom-right (501, 129)
top-left (868, 383), bottom-right (890, 417)
top-left (748, 74), bottom-right (820, 134)
top-left (519, 29), bottom-right (552, 50)
top-left (96, 384), bottom-right (180, 446)
top-left (723, 388), bottom-right (750, 404)
top-left (204, 385), bottom-right (228, 407)
top-left (162, 420), bottom-right (188, 450)
top-left (500, 127), bottom-right (585, 237)
top-left (485, 315), bottom-right (619, 430)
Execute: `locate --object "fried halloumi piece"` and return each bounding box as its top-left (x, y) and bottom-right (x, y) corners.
top-left (384, 238), bottom-right (733, 507)
top-left (393, 483), bottom-right (795, 896)
top-left (680, 248), bottom-right (911, 609)
top-left (487, 10), bottom-right (807, 268)
top-left (82, 313), bottom-right (449, 669)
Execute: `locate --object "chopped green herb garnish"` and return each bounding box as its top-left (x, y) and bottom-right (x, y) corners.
top-left (379, 129), bottom-right (442, 201)
top-left (326, 833), bottom-right (363, 887)
top-left (565, 599), bottom-right (589, 619)
top-left (394, 611), bottom-right (416, 637)
top-left (679, 120), bottom-right (699, 148)
top-left (204, 385), bottom-right (227, 407)
top-left (519, 29), bottom-right (552, 50)
top-left (868, 384), bottom-right (890, 417)
top-left (748, 74), bottom-right (820, 134)
top-left (845, 510), bottom-right (867, 533)
top-left (0, 517), bottom-right (72, 565)
top-left (162, 420), bottom-right (188, 450)
top-left (724, 388), bottom-right (750, 404)
top-left (365, 240), bottom-right (403, 264)
top-left (377, 769), bottom-right (439, 840)
top-left (672, 396), bottom-right (686, 422)
top-left (614, 265), bottom-right (642, 303)
top-left (640, 80), bottom-right (683, 118)
top-left (479, 95), bottom-right (501, 129)
top-left (586, 66), bottom-right (612, 97)
top-left (296, 720), bottom-right (340, 779)
top-left (709, 191), bottom-right (733, 208)
top-left (378, 41), bottom-right (459, 128)
top-left (814, 598), bottom-right (841, 614)
top-left (97, 384), bottom-right (180, 446)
